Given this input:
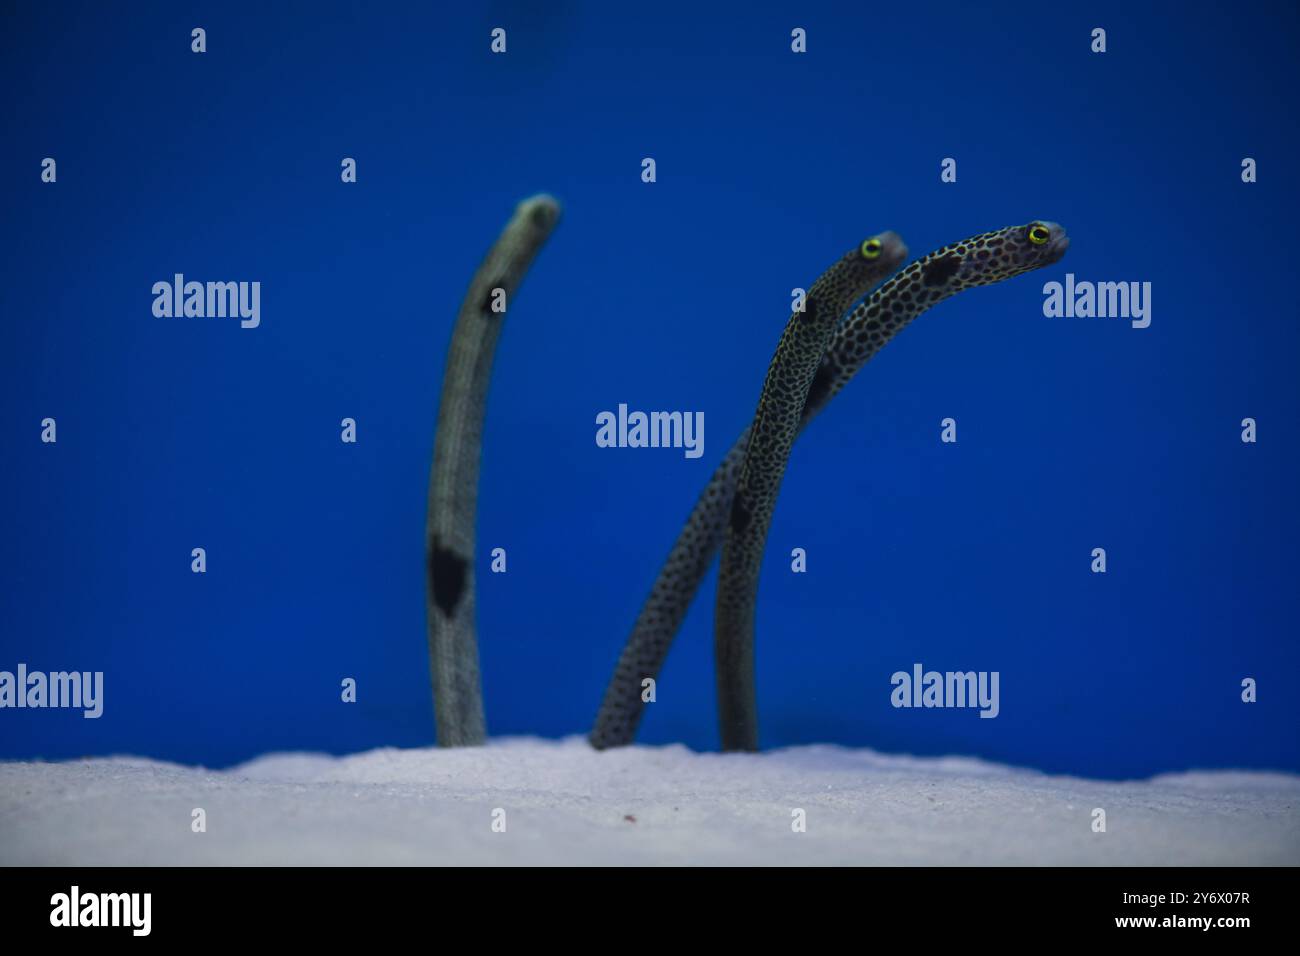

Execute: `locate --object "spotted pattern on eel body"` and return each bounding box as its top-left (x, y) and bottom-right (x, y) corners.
top-left (426, 194), bottom-right (560, 747)
top-left (590, 221), bottom-right (1069, 751)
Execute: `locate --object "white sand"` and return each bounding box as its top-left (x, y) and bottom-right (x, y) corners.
top-left (2, 737), bottom-right (1297, 865)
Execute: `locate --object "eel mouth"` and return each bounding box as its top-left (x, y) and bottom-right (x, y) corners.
top-left (878, 231), bottom-right (909, 267)
top-left (1046, 233), bottom-right (1070, 263)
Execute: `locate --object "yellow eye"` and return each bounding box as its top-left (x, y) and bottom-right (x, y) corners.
top-left (1028, 224), bottom-right (1050, 245)
top-left (861, 238), bottom-right (883, 259)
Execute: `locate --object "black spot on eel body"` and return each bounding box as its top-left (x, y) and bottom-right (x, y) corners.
top-left (729, 492), bottom-right (751, 535)
top-left (480, 280), bottom-right (506, 315)
top-left (429, 537), bottom-right (469, 617)
top-left (805, 360), bottom-right (835, 416)
top-left (922, 254), bottom-right (962, 287)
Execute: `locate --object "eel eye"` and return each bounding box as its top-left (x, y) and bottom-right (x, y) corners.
top-left (861, 237), bottom-right (883, 260)
top-left (1028, 223), bottom-right (1051, 245)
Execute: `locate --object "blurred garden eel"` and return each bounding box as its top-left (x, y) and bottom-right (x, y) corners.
top-left (591, 221), bottom-right (1069, 750)
top-left (427, 194), bottom-right (560, 747)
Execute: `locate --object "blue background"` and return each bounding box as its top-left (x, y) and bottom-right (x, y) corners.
top-left (2, 1), bottom-right (1296, 779)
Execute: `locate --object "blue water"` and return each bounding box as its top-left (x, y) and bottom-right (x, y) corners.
top-left (2, 1), bottom-right (1297, 779)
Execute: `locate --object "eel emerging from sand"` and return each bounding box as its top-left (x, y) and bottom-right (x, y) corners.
top-left (714, 232), bottom-right (908, 750)
top-left (591, 221), bottom-right (1069, 750)
top-left (426, 194), bottom-right (561, 746)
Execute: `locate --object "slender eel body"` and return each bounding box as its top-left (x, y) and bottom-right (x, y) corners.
top-left (714, 231), bottom-right (907, 749)
top-left (591, 221), bottom-right (1069, 750)
top-left (427, 194), bottom-right (560, 746)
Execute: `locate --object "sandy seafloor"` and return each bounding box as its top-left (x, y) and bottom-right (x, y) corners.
top-left (2, 737), bottom-right (1297, 865)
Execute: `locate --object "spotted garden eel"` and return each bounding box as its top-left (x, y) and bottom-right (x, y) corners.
top-left (714, 231), bottom-right (907, 749)
top-left (591, 221), bottom-right (1070, 750)
top-left (426, 194), bottom-right (560, 747)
